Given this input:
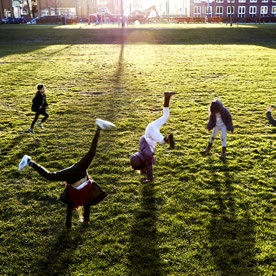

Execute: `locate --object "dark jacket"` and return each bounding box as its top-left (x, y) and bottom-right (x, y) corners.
top-left (266, 111), bottom-right (276, 126)
top-left (130, 136), bottom-right (155, 181)
top-left (31, 91), bottom-right (48, 112)
top-left (207, 100), bottom-right (234, 131)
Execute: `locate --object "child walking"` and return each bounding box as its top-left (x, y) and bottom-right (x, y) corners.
top-left (202, 99), bottom-right (234, 159)
top-left (29, 84), bottom-right (49, 134)
top-left (19, 119), bottom-right (115, 228)
top-left (130, 92), bottom-right (175, 183)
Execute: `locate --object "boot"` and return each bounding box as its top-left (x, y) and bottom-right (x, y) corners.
top-left (202, 142), bottom-right (212, 154)
top-left (164, 91), bottom-right (176, 107)
top-left (220, 147), bottom-right (226, 160)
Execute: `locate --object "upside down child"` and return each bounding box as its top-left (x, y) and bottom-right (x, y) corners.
top-left (18, 119), bottom-right (115, 228)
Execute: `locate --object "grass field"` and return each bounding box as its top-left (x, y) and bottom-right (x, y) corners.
top-left (0, 23), bottom-right (275, 276)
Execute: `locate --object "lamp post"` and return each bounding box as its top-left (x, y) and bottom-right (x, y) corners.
top-left (121, 0), bottom-right (125, 27)
top-left (230, 0), bottom-right (233, 26)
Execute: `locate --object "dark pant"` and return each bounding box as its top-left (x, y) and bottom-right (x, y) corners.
top-left (31, 110), bottom-right (49, 128)
top-left (65, 204), bottom-right (91, 228)
top-left (30, 128), bottom-right (100, 184)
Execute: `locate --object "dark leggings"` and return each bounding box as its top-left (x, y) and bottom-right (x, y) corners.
top-left (31, 110), bottom-right (49, 128)
top-left (30, 128), bottom-right (100, 184)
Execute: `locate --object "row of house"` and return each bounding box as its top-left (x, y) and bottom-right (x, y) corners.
top-left (191, 0), bottom-right (276, 20)
top-left (1, 0), bottom-right (276, 22)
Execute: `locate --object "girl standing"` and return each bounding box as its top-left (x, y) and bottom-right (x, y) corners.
top-left (203, 99), bottom-right (234, 159)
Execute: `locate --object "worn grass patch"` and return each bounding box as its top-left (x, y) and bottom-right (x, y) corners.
top-left (0, 24), bottom-right (275, 275)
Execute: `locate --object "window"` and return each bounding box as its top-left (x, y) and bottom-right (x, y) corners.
top-left (260, 6), bottom-right (268, 15)
top-left (194, 6), bottom-right (201, 17)
top-left (238, 6), bottom-right (246, 17)
top-left (249, 6), bottom-right (257, 15)
top-left (227, 6), bottom-right (234, 15)
top-left (194, 0), bottom-right (201, 3)
top-left (239, 0), bottom-right (246, 2)
top-left (250, 0), bottom-right (257, 3)
top-left (261, 0), bottom-right (268, 2)
top-left (206, 6), bottom-right (212, 16)
top-left (227, 0), bottom-right (235, 2)
top-left (216, 0), bottom-right (224, 3)
top-left (272, 6), bottom-right (276, 15)
top-left (216, 6), bottom-right (223, 15)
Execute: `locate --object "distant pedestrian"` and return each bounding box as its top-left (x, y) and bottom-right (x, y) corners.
top-left (266, 106), bottom-right (276, 126)
top-left (29, 84), bottom-right (49, 134)
top-left (130, 92), bottom-right (176, 183)
top-left (202, 99), bottom-right (234, 159)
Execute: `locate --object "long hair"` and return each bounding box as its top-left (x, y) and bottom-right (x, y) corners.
top-left (75, 206), bottom-right (84, 222)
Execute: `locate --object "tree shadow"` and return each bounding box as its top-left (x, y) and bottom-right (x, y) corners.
top-left (207, 160), bottom-right (257, 275)
top-left (127, 182), bottom-right (164, 276)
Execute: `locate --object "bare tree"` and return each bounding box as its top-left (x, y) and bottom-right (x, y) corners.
top-left (0, 0), bottom-right (4, 18)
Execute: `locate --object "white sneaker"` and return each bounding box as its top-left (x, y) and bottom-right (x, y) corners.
top-left (18, 155), bottom-right (31, 171)
top-left (96, 118), bottom-right (116, 129)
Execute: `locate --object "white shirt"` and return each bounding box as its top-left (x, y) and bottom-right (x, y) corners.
top-left (216, 113), bottom-right (225, 128)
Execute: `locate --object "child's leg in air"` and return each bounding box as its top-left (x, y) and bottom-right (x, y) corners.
top-left (29, 128), bottom-right (101, 184)
top-left (145, 107), bottom-right (170, 144)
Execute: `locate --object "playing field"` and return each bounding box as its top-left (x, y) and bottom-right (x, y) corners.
top-left (0, 23), bottom-right (275, 275)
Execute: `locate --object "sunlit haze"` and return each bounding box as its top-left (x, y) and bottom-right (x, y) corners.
top-left (122, 0), bottom-right (189, 16)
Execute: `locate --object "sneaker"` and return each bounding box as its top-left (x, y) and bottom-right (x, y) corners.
top-left (168, 134), bottom-right (175, 149)
top-left (96, 118), bottom-right (116, 129)
top-left (141, 178), bottom-right (153, 183)
top-left (37, 122), bottom-right (43, 129)
top-left (18, 155), bottom-right (31, 171)
top-left (28, 128), bottom-right (34, 134)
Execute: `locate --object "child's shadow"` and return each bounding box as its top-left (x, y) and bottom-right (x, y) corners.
top-left (36, 225), bottom-right (89, 275)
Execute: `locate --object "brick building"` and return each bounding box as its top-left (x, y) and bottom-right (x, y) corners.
top-left (190, 0), bottom-right (276, 20)
top-left (1, 0), bottom-right (275, 22)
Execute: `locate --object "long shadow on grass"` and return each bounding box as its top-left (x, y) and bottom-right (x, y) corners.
top-left (16, 191), bottom-right (89, 275)
top-left (207, 160), bottom-right (257, 275)
top-left (0, 26), bottom-right (275, 59)
top-left (127, 182), bottom-right (164, 275)
top-left (35, 225), bottom-right (89, 276)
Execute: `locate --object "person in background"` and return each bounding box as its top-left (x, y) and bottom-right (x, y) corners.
top-left (29, 84), bottom-right (49, 134)
top-left (202, 99), bottom-right (234, 160)
top-left (130, 92), bottom-right (176, 183)
top-left (266, 106), bottom-right (276, 126)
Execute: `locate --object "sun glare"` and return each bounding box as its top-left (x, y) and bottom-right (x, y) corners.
top-left (124, 0), bottom-right (187, 16)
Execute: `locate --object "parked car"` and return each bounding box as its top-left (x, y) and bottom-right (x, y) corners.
top-left (27, 18), bottom-right (37, 24)
top-left (1, 18), bottom-right (9, 23)
top-left (2, 17), bottom-right (27, 24)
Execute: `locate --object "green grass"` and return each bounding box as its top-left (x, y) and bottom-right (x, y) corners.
top-left (0, 23), bottom-right (275, 276)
